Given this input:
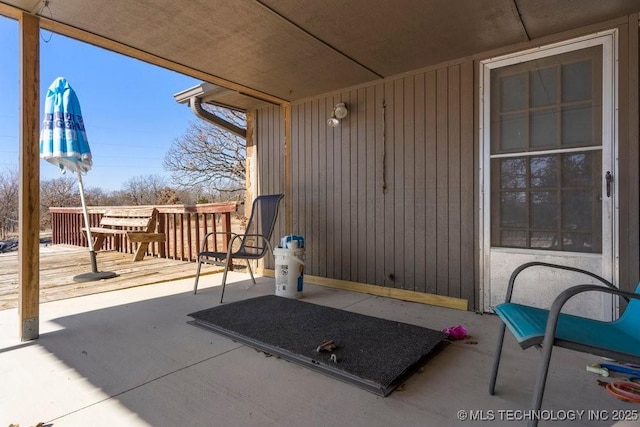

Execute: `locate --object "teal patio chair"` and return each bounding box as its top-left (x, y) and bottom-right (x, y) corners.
top-left (193, 194), bottom-right (284, 303)
top-left (489, 262), bottom-right (640, 427)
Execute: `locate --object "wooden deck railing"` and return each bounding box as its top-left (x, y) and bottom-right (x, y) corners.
top-left (49, 202), bottom-right (239, 262)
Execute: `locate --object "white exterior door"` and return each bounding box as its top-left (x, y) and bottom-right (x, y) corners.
top-left (480, 31), bottom-right (618, 320)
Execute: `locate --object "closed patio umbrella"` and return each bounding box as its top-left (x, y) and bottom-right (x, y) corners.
top-left (40, 77), bottom-right (116, 282)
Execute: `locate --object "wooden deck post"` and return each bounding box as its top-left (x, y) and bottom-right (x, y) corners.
top-left (18, 11), bottom-right (40, 341)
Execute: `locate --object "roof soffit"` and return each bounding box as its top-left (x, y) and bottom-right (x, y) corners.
top-left (2, 0), bottom-right (640, 103)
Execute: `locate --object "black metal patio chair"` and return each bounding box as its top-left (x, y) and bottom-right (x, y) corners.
top-left (193, 194), bottom-right (284, 302)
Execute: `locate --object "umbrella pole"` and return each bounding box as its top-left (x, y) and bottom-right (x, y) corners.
top-left (73, 170), bottom-right (117, 282)
top-left (76, 169), bottom-right (97, 272)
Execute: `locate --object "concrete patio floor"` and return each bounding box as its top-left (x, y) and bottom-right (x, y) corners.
top-left (0, 273), bottom-right (637, 427)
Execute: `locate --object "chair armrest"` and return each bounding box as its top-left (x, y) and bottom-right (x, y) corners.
top-left (542, 284), bottom-right (640, 349)
top-left (234, 233), bottom-right (275, 246)
top-left (234, 233), bottom-right (271, 241)
top-left (200, 230), bottom-right (238, 252)
top-left (504, 262), bottom-right (614, 303)
top-left (233, 233), bottom-right (276, 257)
top-left (202, 230), bottom-right (235, 239)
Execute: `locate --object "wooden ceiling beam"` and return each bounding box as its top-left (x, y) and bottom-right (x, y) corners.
top-left (0, 2), bottom-right (22, 19)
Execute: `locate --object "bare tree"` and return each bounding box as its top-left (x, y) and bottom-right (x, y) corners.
top-left (156, 186), bottom-right (181, 205)
top-left (40, 175), bottom-right (81, 230)
top-left (84, 186), bottom-right (121, 206)
top-left (163, 106), bottom-right (246, 194)
top-left (0, 168), bottom-right (19, 239)
top-left (120, 174), bottom-right (168, 205)
top-left (40, 175), bottom-right (79, 206)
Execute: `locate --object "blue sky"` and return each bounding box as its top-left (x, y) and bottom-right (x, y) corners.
top-left (0, 16), bottom-right (200, 191)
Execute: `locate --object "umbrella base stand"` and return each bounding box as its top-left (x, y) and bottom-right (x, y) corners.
top-left (73, 271), bottom-right (117, 282)
top-left (73, 271), bottom-right (118, 282)
top-left (73, 250), bottom-right (117, 282)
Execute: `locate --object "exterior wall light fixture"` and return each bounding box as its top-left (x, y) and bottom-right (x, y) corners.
top-left (327, 102), bottom-right (348, 127)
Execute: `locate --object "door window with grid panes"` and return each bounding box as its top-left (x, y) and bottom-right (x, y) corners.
top-left (489, 46), bottom-right (603, 253)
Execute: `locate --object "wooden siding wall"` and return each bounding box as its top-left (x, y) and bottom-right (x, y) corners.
top-left (255, 17), bottom-right (640, 310)
top-left (255, 105), bottom-right (286, 269)
top-left (619, 15), bottom-right (640, 294)
top-left (258, 61), bottom-right (477, 308)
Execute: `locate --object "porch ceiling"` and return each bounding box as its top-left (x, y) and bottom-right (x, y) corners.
top-left (3, 0), bottom-right (640, 103)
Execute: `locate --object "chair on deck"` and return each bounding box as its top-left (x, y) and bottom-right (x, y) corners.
top-left (489, 262), bottom-right (640, 427)
top-left (193, 194), bottom-right (284, 303)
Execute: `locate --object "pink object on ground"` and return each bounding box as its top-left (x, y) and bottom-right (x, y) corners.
top-left (442, 325), bottom-right (468, 340)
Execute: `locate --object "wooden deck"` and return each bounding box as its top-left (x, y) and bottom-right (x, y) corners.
top-left (0, 244), bottom-right (223, 310)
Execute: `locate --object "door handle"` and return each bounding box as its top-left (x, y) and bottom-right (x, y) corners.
top-left (605, 171), bottom-right (613, 197)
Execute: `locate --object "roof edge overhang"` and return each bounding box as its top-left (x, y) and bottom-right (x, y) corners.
top-left (175, 82), bottom-right (282, 113)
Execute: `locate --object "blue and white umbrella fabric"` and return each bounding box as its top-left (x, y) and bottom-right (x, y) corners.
top-left (40, 77), bottom-right (93, 174)
top-left (39, 77), bottom-right (114, 281)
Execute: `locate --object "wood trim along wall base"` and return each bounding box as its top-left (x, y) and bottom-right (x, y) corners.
top-left (257, 268), bottom-right (469, 311)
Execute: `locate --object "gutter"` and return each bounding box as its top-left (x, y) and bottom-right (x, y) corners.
top-left (189, 96), bottom-right (247, 139)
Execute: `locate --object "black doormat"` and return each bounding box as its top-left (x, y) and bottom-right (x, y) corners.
top-left (187, 295), bottom-right (448, 396)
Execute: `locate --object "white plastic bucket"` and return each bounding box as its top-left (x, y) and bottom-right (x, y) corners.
top-left (274, 247), bottom-right (305, 299)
